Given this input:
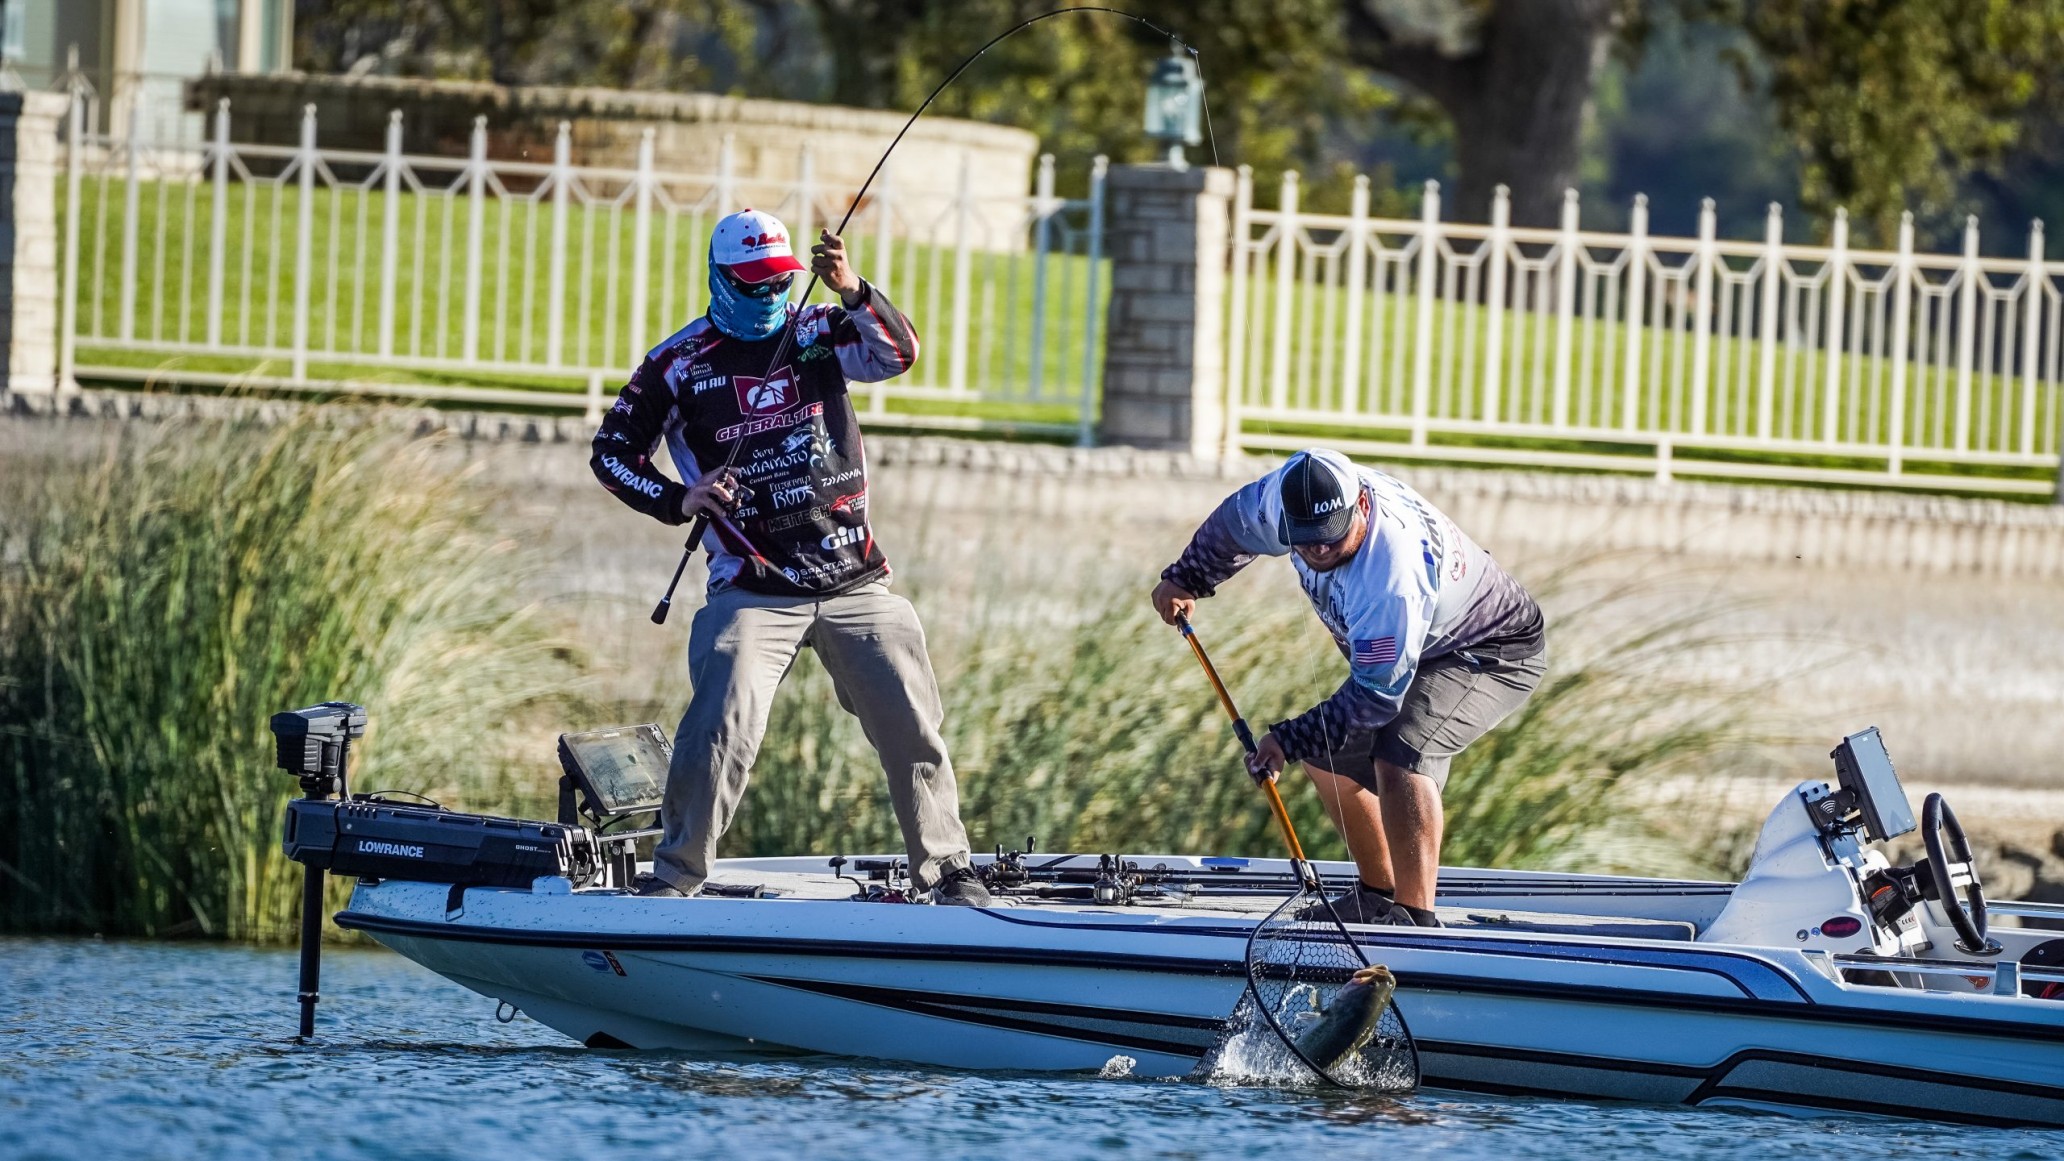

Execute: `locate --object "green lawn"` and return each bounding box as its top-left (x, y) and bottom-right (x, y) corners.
top-left (1228, 246), bottom-right (2062, 492)
top-left (60, 172), bottom-right (2063, 493)
top-left (63, 173), bottom-right (1105, 431)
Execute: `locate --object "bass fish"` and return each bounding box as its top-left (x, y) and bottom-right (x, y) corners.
top-left (1293, 965), bottom-right (1397, 1071)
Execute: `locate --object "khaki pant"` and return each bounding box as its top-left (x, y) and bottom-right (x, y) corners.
top-left (650, 579), bottom-right (973, 892)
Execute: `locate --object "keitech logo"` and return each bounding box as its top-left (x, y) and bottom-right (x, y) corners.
top-left (357, 839), bottom-right (426, 859)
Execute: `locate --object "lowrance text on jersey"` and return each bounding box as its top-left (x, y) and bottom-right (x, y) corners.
top-left (600, 455), bottom-right (665, 499)
top-left (716, 402), bottom-right (823, 443)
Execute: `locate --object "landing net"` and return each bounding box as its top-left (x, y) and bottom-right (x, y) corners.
top-left (1239, 887), bottom-right (1418, 1092)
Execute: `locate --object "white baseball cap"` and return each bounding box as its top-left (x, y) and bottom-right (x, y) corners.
top-left (710, 209), bottom-right (807, 284)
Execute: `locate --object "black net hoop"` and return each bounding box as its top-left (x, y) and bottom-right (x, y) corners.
top-left (1241, 883), bottom-right (1419, 1092)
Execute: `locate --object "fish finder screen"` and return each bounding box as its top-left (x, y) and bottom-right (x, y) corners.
top-left (1834, 726), bottom-right (1917, 842)
top-left (559, 724), bottom-right (670, 816)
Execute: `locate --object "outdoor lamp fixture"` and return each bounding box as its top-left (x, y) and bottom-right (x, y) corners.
top-left (1143, 42), bottom-right (1203, 170)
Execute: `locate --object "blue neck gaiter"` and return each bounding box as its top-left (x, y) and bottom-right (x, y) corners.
top-left (707, 265), bottom-right (791, 340)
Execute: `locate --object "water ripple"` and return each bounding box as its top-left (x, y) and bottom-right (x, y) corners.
top-left (1, 938), bottom-right (2058, 1160)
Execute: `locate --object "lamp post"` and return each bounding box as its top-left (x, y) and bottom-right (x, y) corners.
top-left (1143, 43), bottom-right (1203, 170)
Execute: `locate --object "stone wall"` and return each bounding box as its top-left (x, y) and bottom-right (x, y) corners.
top-left (13, 386), bottom-right (2064, 578)
top-left (184, 73), bottom-right (1039, 250)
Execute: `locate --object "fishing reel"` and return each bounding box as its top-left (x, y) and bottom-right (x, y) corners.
top-left (1092, 854), bottom-right (1138, 906)
top-left (830, 855), bottom-right (915, 903)
top-left (980, 837), bottom-right (1038, 892)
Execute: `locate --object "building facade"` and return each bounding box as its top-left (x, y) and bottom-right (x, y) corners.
top-left (8, 0), bottom-right (293, 140)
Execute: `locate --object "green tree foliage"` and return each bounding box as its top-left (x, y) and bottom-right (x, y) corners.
top-left (872, 1), bottom-right (1393, 208)
top-left (1717, 0), bottom-right (2064, 245)
top-left (295, 0), bottom-right (759, 89)
top-left (293, 0), bottom-right (2064, 235)
top-left (1340, 0), bottom-right (1632, 226)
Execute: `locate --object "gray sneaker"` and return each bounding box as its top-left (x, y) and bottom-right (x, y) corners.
top-left (1294, 884), bottom-right (1397, 925)
top-left (933, 865), bottom-right (993, 907)
top-left (630, 873), bottom-right (688, 899)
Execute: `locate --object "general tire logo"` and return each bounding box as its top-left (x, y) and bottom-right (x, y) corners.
top-left (717, 402), bottom-right (822, 444)
top-left (734, 365), bottom-right (797, 417)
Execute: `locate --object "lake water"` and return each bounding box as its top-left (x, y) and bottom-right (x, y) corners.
top-left (1, 937), bottom-right (2057, 1160)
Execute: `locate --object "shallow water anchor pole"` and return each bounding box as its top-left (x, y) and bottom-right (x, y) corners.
top-left (292, 735), bottom-right (349, 1040)
top-left (296, 857), bottom-right (324, 1040)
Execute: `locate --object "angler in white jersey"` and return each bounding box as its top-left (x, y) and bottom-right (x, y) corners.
top-left (1151, 449), bottom-right (1547, 927)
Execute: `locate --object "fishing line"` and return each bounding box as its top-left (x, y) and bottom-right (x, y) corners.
top-left (652, 5), bottom-right (1220, 623)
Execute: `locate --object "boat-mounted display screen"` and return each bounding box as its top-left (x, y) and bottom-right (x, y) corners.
top-left (1830, 726), bottom-right (1917, 843)
top-left (557, 724), bottom-right (670, 817)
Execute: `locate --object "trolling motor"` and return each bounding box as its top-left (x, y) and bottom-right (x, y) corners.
top-left (275, 704), bottom-right (611, 1038)
top-left (271, 701), bottom-right (367, 1040)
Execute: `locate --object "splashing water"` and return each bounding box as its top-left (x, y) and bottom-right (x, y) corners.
top-left (1190, 990), bottom-right (1328, 1088)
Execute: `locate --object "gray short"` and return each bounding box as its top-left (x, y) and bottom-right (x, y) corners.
top-left (1306, 648), bottom-right (1548, 792)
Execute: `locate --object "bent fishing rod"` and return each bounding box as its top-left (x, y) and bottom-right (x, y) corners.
top-left (652, 6), bottom-right (1216, 624)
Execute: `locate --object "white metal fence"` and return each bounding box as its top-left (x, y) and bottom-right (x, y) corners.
top-left (1227, 172), bottom-right (2064, 493)
top-left (57, 94), bottom-right (1108, 441)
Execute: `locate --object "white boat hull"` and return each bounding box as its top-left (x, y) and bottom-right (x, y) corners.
top-left (339, 872), bottom-right (2064, 1127)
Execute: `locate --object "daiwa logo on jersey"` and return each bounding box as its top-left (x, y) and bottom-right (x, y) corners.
top-left (734, 366), bottom-right (798, 416)
top-left (821, 525), bottom-right (865, 550)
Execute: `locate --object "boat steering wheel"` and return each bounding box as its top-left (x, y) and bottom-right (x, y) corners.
top-left (1920, 793), bottom-right (2000, 956)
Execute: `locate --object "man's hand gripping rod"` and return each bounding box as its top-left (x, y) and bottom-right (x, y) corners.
top-left (1174, 613), bottom-right (1321, 890)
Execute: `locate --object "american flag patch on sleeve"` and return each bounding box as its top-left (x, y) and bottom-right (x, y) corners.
top-left (1352, 637), bottom-right (1399, 666)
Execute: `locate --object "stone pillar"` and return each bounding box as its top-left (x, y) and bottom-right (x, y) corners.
top-left (1097, 164), bottom-right (1234, 458)
top-left (0, 92), bottom-right (67, 396)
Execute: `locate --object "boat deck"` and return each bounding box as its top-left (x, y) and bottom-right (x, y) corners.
top-left (699, 870), bottom-right (1702, 941)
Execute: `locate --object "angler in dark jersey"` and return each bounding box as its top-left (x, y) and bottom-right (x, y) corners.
top-left (591, 208), bottom-right (990, 905)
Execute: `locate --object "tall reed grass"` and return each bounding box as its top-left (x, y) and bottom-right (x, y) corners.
top-left (0, 409), bottom-right (1760, 941)
top-left (722, 564), bottom-right (1758, 874)
top-left (0, 411), bottom-right (574, 941)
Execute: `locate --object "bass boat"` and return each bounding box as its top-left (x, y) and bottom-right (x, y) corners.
top-left (273, 710), bottom-right (2064, 1127)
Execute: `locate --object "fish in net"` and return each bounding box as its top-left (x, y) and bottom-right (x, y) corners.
top-left (1237, 887), bottom-right (1419, 1091)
